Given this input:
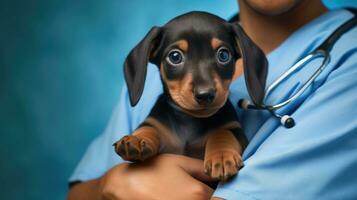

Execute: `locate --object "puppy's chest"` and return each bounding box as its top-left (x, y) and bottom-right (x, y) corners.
top-left (146, 95), bottom-right (238, 159)
top-left (167, 116), bottom-right (211, 158)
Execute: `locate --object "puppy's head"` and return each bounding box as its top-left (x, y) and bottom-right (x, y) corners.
top-left (124, 11), bottom-right (267, 117)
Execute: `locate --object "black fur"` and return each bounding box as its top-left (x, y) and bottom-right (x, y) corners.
top-left (140, 94), bottom-right (247, 158)
top-left (124, 11), bottom-right (268, 106)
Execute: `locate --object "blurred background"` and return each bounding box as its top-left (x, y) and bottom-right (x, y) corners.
top-left (0, 0), bottom-right (356, 199)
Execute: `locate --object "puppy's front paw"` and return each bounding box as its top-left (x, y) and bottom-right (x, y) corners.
top-left (204, 151), bottom-right (243, 181)
top-left (113, 135), bottom-right (156, 162)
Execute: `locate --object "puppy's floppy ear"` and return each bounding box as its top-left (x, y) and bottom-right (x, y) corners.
top-left (124, 26), bottom-right (162, 106)
top-left (231, 23), bottom-right (268, 105)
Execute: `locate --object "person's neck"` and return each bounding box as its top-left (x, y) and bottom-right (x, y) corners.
top-left (238, 0), bottom-right (328, 54)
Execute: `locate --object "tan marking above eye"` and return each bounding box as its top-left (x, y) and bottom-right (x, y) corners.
top-left (174, 40), bottom-right (189, 52)
top-left (211, 38), bottom-right (223, 49)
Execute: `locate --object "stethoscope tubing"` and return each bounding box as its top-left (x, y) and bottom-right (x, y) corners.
top-left (263, 50), bottom-right (330, 110)
top-left (239, 8), bottom-right (357, 128)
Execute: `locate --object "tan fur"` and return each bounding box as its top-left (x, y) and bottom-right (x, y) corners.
top-left (132, 126), bottom-right (160, 154)
top-left (212, 72), bottom-right (231, 108)
top-left (160, 64), bottom-right (232, 118)
top-left (175, 39), bottom-right (189, 52)
top-left (204, 128), bottom-right (243, 180)
top-left (205, 129), bottom-right (242, 156)
top-left (211, 38), bottom-right (223, 49)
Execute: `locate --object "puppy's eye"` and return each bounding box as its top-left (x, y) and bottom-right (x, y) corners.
top-left (216, 47), bottom-right (231, 64)
top-left (166, 49), bottom-right (184, 66)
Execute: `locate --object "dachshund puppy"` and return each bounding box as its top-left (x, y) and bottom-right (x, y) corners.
top-left (113, 11), bottom-right (268, 181)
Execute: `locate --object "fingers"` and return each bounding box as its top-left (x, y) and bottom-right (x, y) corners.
top-left (194, 180), bottom-right (215, 199)
top-left (174, 154), bottom-right (219, 182)
top-left (100, 156), bottom-right (216, 200)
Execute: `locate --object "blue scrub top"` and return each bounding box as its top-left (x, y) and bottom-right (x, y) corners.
top-left (70, 9), bottom-right (357, 200)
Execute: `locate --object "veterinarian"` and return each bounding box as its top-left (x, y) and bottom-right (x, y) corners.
top-left (67, 0), bottom-right (357, 199)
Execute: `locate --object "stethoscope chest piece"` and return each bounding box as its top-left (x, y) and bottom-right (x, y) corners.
top-left (238, 99), bottom-right (296, 128)
top-left (281, 115), bottom-right (295, 128)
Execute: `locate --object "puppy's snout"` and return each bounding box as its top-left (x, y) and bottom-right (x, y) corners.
top-left (194, 87), bottom-right (216, 105)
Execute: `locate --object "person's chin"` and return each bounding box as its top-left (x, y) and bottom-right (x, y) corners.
top-left (244, 0), bottom-right (303, 16)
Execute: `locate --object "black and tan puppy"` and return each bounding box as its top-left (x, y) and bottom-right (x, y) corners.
top-left (113, 11), bottom-right (267, 181)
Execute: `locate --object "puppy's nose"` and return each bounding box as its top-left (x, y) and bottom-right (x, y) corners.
top-left (194, 87), bottom-right (216, 105)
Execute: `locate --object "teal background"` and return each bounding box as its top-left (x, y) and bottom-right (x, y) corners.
top-left (0, 0), bottom-right (356, 199)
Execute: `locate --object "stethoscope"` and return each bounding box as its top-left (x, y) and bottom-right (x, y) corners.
top-left (238, 8), bottom-right (357, 128)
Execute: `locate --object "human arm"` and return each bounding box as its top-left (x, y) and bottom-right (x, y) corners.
top-left (67, 154), bottom-right (217, 200)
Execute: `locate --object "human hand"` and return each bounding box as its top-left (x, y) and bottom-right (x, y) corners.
top-left (99, 154), bottom-right (218, 200)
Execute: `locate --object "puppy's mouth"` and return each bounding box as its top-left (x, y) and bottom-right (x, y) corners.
top-left (184, 107), bottom-right (221, 118)
top-left (169, 96), bottom-right (224, 118)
